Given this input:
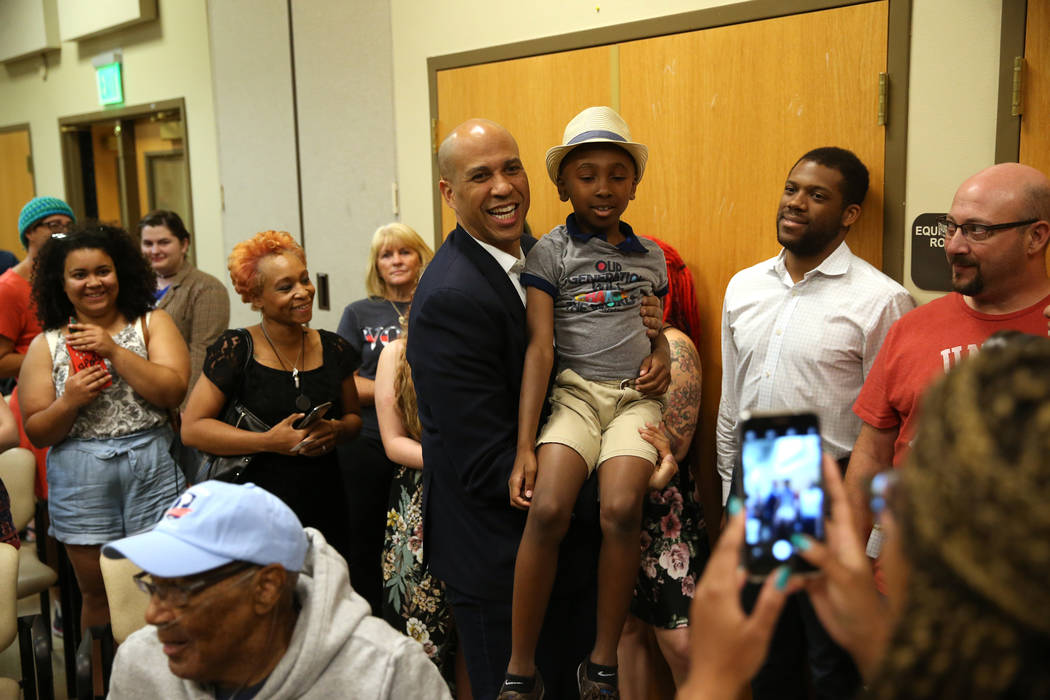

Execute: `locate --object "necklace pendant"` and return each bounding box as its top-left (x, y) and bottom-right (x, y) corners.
top-left (292, 368), bottom-right (300, 390)
top-left (295, 393), bottom-right (311, 412)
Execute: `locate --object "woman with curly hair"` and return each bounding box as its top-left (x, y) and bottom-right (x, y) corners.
top-left (18, 222), bottom-right (190, 630)
top-left (679, 333), bottom-right (1050, 699)
top-left (181, 230), bottom-right (361, 560)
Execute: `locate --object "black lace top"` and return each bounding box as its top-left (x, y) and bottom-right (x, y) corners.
top-left (202, 328), bottom-right (360, 558)
top-left (204, 328), bottom-right (358, 425)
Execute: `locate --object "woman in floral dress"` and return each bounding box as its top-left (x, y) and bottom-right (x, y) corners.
top-left (374, 333), bottom-right (465, 695)
top-left (619, 238), bottom-right (711, 697)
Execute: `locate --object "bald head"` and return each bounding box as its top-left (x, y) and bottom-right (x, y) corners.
top-left (438, 119), bottom-right (513, 180)
top-left (955, 163), bottom-right (1050, 223)
top-left (946, 163), bottom-right (1050, 312)
top-left (436, 118), bottom-right (530, 254)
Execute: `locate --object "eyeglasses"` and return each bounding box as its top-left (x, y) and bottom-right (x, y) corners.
top-left (38, 220), bottom-right (70, 233)
top-left (935, 216), bottom-right (1037, 243)
top-left (133, 561), bottom-right (257, 608)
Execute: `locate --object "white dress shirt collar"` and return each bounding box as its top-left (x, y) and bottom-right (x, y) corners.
top-left (770, 241), bottom-right (853, 285)
top-left (471, 235), bottom-right (527, 305)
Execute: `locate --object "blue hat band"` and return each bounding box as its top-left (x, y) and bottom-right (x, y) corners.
top-left (567, 129), bottom-right (628, 145)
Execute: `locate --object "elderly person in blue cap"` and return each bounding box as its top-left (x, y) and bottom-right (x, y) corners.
top-left (104, 480), bottom-right (451, 699)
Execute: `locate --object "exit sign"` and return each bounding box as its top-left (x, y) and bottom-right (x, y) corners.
top-left (96, 61), bottom-right (124, 106)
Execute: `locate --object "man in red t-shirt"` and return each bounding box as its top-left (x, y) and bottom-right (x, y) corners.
top-left (0, 196), bottom-right (75, 379)
top-left (847, 163), bottom-right (1050, 542)
top-left (1, 196), bottom-right (75, 498)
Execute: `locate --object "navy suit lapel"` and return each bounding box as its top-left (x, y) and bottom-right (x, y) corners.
top-left (450, 226), bottom-right (527, 330)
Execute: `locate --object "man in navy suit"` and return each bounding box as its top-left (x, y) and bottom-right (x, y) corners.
top-left (408, 119), bottom-right (668, 698)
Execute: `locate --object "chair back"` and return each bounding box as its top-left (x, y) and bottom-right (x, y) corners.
top-left (0, 543), bottom-right (16, 652)
top-left (0, 448), bottom-right (35, 530)
top-left (100, 555), bottom-right (149, 643)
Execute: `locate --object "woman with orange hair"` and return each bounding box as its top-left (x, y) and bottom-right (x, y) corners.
top-left (182, 231), bottom-right (361, 558)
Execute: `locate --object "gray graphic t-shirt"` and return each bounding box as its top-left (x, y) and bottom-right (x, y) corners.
top-left (522, 218), bottom-right (667, 382)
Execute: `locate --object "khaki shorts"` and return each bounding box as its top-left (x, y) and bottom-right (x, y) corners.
top-left (537, 368), bottom-right (665, 475)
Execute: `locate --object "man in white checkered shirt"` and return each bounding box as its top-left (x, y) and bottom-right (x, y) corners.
top-left (715, 147), bottom-right (914, 700)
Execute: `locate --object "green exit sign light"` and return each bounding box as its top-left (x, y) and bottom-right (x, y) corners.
top-left (96, 62), bottom-right (124, 106)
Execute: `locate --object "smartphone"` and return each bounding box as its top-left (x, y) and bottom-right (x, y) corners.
top-left (738, 411), bottom-right (824, 579)
top-left (66, 316), bottom-right (113, 388)
top-left (293, 401), bottom-right (333, 431)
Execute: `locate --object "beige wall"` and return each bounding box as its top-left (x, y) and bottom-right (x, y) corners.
top-left (0, 0), bottom-right (1007, 304)
top-left (390, 0), bottom-right (1004, 302)
top-left (905, 0), bottom-right (1001, 303)
top-left (0, 0), bottom-right (224, 282)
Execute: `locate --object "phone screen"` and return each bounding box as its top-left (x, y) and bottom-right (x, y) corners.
top-left (740, 413), bottom-right (824, 577)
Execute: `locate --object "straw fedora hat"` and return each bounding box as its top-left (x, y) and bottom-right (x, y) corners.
top-left (545, 106), bottom-right (649, 185)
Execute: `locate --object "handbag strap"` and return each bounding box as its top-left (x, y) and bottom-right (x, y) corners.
top-left (234, 328), bottom-right (254, 393)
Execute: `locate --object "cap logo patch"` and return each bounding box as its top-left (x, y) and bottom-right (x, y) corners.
top-left (166, 491), bottom-right (198, 519)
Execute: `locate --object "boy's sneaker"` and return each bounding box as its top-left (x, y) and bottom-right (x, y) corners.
top-left (497, 670), bottom-right (544, 699)
top-left (577, 660), bottom-right (619, 699)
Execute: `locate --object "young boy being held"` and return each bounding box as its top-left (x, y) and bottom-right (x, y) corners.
top-left (501, 106), bottom-right (676, 700)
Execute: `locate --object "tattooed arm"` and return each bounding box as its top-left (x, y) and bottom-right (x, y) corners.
top-left (663, 327), bottom-right (702, 462)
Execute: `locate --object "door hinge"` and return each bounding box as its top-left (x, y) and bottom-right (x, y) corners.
top-left (431, 118), bottom-right (439, 155)
top-left (877, 72), bottom-right (888, 126)
top-left (1012, 56), bottom-right (1024, 117)
top-left (26, 154), bottom-right (33, 176)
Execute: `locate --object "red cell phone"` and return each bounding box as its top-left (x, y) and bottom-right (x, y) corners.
top-left (67, 318), bottom-right (112, 389)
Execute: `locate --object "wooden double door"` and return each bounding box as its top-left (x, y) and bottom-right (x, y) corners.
top-left (436, 2), bottom-right (891, 522)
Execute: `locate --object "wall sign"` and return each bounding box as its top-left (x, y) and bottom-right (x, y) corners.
top-left (910, 213), bottom-right (952, 292)
top-left (95, 62), bottom-right (123, 105)
top-left (92, 50), bottom-right (124, 107)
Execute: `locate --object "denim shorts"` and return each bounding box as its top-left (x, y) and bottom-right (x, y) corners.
top-left (47, 426), bottom-right (186, 545)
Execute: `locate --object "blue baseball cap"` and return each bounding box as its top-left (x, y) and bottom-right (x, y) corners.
top-left (103, 481), bottom-right (308, 578)
top-left (18, 196), bottom-right (75, 248)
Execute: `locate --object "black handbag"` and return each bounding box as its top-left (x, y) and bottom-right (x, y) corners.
top-left (195, 330), bottom-right (271, 483)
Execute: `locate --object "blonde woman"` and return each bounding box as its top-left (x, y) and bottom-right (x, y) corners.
top-left (336, 223), bottom-right (433, 612)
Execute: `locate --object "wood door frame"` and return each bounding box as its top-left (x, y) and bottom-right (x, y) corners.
top-left (994, 0), bottom-right (1028, 162)
top-left (0, 121), bottom-right (35, 188)
top-left (427, 0), bottom-right (913, 282)
top-left (0, 123), bottom-right (36, 258)
top-left (0, 121), bottom-right (35, 184)
top-left (57, 97), bottom-right (193, 249)
top-left (0, 122), bottom-right (36, 193)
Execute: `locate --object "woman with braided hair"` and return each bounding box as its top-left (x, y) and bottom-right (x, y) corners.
top-left (678, 333), bottom-right (1050, 699)
top-left (618, 237), bottom-right (710, 697)
top-left (858, 331), bottom-right (1050, 699)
